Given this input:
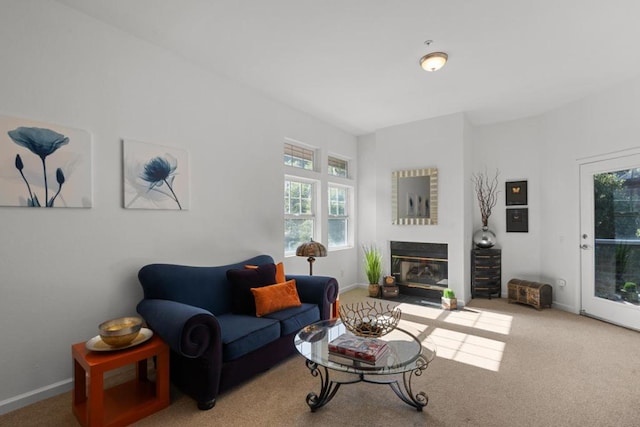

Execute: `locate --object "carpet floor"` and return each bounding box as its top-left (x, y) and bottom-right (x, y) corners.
top-left (1, 288), bottom-right (639, 426)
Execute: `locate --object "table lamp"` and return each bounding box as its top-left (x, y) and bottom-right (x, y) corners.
top-left (296, 239), bottom-right (327, 275)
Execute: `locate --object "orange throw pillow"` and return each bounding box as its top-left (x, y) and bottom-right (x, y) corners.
top-left (275, 262), bottom-right (286, 283)
top-left (245, 262), bottom-right (286, 284)
top-left (250, 279), bottom-right (301, 317)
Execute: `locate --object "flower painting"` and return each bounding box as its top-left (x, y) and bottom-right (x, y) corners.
top-left (123, 139), bottom-right (190, 210)
top-left (0, 115), bottom-right (92, 208)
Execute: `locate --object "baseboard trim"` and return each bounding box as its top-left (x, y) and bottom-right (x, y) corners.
top-left (550, 301), bottom-right (574, 313)
top-left (0, 378), bottom-right (72, 415)
top-left (337, 282), bottom-right (364, 293)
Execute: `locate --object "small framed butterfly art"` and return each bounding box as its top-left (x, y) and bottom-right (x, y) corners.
top-left (505, 180), bottom-right (527, 206)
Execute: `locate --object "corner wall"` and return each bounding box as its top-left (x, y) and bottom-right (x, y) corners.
top-left (473, 75), bottom-right (640, 312)
top-left (472, 116), bottom-right (543, 295)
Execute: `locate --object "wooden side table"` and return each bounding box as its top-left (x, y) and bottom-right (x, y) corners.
top-left (72, 334), bottom-right (170, 427)
top-left (331, 297), bottom-right (340, 319)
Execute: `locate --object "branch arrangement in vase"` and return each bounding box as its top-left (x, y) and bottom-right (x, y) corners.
top-left (472, 169), bottom-right (500, 227)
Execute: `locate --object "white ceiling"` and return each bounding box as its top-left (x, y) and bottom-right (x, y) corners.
top-left (55, 0), bottom-right (640, 136)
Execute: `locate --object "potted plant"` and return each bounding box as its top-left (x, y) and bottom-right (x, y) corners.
top-left (441, 288), bottom-right (457, 310)
top-left (363, 244), bottom-right (383, 297)
top-left (622, 282), bottom-right (638, 303)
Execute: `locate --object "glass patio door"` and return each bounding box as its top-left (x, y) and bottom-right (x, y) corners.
top-left (580, 152), bottom-right (640, 330)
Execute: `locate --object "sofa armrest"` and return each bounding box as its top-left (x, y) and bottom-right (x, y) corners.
top-left (137, 299), bottom-right (221, 358)
top-left (287, 275), bottom-right (339, 320)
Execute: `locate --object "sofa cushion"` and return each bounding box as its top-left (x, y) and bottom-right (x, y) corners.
top-left (246, 262), bottom-right (286, 284)
top-left (138, 255), bottom-right (275, 316)
top-left (226, 263), bottom-right (277, 314)
top-left (251, 279), bottom-right (301, 317)
top-left (263, 303), bottom-right (320, 336)
top-left (216, 314), bottom-right (281, 361)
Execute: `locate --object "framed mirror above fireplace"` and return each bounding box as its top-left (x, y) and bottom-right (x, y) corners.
top-left (392, 168), bottom-right (438, 225)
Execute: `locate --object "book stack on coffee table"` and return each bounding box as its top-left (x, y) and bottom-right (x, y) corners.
top-left (328, 334), bottom-right (388, 364)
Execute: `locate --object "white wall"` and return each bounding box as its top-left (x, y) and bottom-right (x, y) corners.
top-left (0, 0), bottom-right (357, 412)
top-left (473, 76), bottom-right (640, 312)
top-left (472, 117), bottom-right (543, 295)
top-left (537, 75), bottom-right (640, 312)
top-left (356, 133), bottom-right (377, 286)
top-left (358, 113), bottom-right (472, 301)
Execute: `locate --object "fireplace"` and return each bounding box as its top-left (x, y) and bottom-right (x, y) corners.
top-left (390, 241), bottom-right (448, 300)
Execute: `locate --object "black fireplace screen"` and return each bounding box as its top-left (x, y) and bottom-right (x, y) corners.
top-left (390, 241), bottom-right (448, 291)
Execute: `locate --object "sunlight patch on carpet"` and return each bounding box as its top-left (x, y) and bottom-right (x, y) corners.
top-left (426, 327), bottom-right (505, 371)
top-left (397, 318), bottom-right (430, 336)
top-left (442, 309), bottom-right (513, 335)
top-left (396, 302), bottom-right (443, 320)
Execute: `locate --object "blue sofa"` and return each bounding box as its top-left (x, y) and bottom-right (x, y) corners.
top-left (136, 255), bottom-right (339, 410)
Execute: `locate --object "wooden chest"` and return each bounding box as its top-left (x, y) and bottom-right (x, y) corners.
top-left (507, 279), bottom-right (552, 310)
top-left (382, 285), bottom-right (399, 298)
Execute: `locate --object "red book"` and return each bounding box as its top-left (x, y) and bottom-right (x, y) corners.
top-left (328, 334), bottom-right (388, 363)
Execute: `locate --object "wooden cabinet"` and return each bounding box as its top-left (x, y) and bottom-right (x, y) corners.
top-left (471, 248), bottom-right (501, 298)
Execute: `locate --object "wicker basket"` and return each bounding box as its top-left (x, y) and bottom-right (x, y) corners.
top-left (339, 301), bottom-right (401, 338)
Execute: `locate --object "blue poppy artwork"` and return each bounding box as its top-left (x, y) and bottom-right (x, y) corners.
top-left (123, 139), bottom-right (190, 210)
top-left (0, 115), bottom-right (93, 208)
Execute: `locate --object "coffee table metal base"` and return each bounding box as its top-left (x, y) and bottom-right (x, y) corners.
top-left (304, 356), bottom-right (430, 412)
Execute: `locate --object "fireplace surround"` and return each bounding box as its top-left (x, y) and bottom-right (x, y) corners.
top-left (390, 241), bottom-right (448, 300)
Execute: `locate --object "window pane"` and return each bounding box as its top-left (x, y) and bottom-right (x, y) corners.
top-left (285, 180), bottom-right (312, 215)
top-left (328, 156), bottom-right (348, 177)
top-left (328, 186), bottom-right (347, 216)
top-left (593, 168), bottom-right (640, 301)
top-left (285, 218), bottom-right (314, 254)
top-left (328, 218), bottom-right (348, 247)
top-left (328, 185), bottom-right (349, 248)
top-left (594, 168), bottom-right (640, 239)
top-left (284, 143), bottom-right (314, 170)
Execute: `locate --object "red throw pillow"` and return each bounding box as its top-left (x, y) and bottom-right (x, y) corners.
top-left (251, 279), bottom-right (301, 317)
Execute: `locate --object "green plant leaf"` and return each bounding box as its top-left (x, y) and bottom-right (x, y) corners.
top-left (362, 244), bottom-right (383, 284)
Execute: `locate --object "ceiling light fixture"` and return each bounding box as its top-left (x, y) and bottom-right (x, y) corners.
top-left (420, 52), bottom-right (448, 71)
top-left (419, 40), bottom-right (448, 72)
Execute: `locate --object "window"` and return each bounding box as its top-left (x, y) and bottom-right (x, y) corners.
top-left (328, 156), bottom-right (348, 177)
top-left (328, 185), bottom-right (349, 248)
top-left (284, 143), bottom-right (314, 170)
top-left (284, 178), bottom-right (315, 255)
top-left (284, 140), bottom-right (353, 256)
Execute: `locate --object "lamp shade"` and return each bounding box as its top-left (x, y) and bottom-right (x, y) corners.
top-left (296, 240), bottom-right (327, 258)
top-left (296, 239), bottom-right (327, 275)
top-left (420, 52), bottom-right (448, 72)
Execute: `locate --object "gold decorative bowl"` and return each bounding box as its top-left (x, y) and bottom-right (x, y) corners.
top-left (339, 302), bottom-right (401, 338)
top-left (99, 316), bottom-right (142, 347)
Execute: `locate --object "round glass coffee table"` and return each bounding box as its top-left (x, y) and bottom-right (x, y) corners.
top-left (294, 319), bottom-right (436, 412)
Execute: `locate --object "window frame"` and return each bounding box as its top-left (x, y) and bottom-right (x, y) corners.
top-left (284, 174), bottom-right (320, 257)
top-left (327, 183), bottom-right (352, 250)
top-left (283, 140), bottom-right (354, 257)
top-left (284, 142), bottom-right (316, 171)
top-left (328, 155), bottom-right (349, 178)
